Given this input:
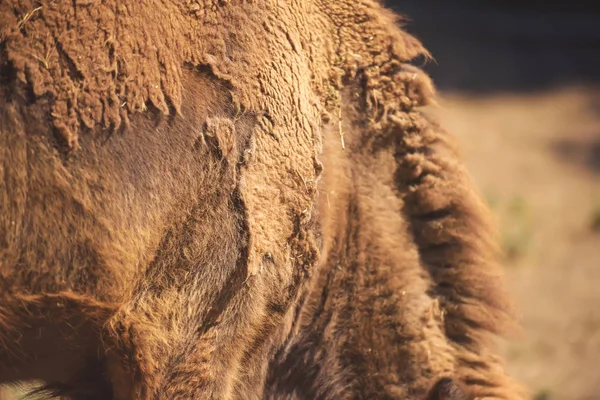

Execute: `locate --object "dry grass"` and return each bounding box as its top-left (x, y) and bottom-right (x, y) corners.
top-left (16, 6), bottom-right (43, 31)
top-left (501, 195), bottom-right (533, 261)
top-left (26, 47), bottom-right (55, 70)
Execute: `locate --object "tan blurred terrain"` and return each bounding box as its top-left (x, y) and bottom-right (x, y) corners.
top-left (425, 87), bottom-right (600, 400)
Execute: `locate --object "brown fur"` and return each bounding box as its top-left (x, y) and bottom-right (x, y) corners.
top-left (0, 1), bottom-right (525, 399)
top-left (425, 378), bottom-right (472, 400)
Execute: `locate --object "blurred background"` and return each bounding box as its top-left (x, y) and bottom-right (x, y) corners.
top-left (387, 1), bottom-right (600, 399)
top-left (1, 1), bottom-right (599, 400)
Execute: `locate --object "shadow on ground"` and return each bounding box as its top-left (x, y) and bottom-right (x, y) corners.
top-left (552, 138), bottom-right (600, 176)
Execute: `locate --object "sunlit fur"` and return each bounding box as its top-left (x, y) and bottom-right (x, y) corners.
top-left (0, 1), bottom-right (524, 399)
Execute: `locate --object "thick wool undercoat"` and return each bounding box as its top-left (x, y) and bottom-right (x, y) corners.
top-left (0, 0), bottom-right (524, 399)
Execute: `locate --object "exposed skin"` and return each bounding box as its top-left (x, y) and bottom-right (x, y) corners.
top-left (0, 1), bottom-right (525, 399)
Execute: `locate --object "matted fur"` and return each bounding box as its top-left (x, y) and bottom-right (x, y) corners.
top-left (0, 0), bottom-right (525, 399)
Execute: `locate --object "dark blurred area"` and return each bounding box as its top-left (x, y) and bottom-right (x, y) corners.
top-left (387, 0), bottom-right (600, 93)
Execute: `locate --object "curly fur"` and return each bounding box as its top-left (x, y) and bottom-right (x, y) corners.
top-left (0, 0), bottom-right (525, 399)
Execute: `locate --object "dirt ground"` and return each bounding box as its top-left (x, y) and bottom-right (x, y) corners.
top-left (424, 86), bottom-right (600, 400)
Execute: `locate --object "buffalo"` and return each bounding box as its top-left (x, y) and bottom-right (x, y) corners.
top-left (0, 1), bottom-right (524, 399)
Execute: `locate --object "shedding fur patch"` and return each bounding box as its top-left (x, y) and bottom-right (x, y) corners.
top-left (0, 0), bottom-right (525, 398)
